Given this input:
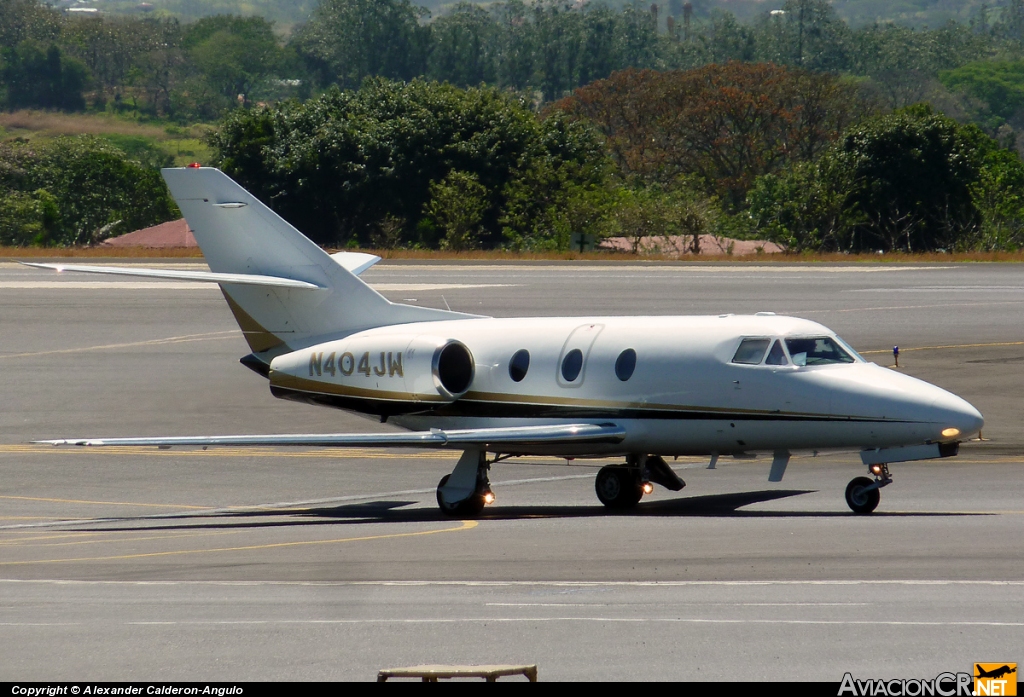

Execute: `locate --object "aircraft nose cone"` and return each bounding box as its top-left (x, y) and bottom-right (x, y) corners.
top-left (932, 390), bottom-right (984, 439)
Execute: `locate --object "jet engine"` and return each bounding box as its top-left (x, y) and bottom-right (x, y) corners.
top-left (268, 333), bottom-right (475, 405)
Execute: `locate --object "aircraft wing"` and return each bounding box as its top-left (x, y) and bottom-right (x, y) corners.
top-left (35, 423), bottom-right (626, 449)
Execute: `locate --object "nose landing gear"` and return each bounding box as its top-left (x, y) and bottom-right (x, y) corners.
top-left (845, 463), bottom-right (891, 514)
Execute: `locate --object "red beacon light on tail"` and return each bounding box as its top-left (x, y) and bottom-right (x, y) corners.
top-left (186, 162), bottom-right (202, 168)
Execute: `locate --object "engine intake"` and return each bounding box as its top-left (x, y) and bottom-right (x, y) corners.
top-left (433, 341), bottom-right (474, 398)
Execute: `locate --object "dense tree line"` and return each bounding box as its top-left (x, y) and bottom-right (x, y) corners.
top-left (207, 67), bottom-right (1024, 254)
top-left (5, 0), bottom-right (1024, 252)
top-left (7, 0), bottom-right (1024, 121)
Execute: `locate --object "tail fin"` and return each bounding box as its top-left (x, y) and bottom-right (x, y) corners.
top-left (161, 167), bottom-right (475, 357)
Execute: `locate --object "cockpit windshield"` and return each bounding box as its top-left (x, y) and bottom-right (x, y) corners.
top-left (785, 337), bottom-right (856, 366)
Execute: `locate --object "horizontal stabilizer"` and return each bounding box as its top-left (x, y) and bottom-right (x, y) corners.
top-left (330, 252), bottom-right (381, 276)
top-left (35, 423), bottom-right (627, 449)
top-left (20, 262), bottom-right (324, 290)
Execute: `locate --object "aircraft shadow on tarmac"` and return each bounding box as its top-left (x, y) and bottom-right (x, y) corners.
top-left (75, 489), bottom-right (984, 533)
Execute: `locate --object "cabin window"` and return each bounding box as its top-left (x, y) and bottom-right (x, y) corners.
top-left (615, 348), bottom-right (637, 381)
top-left (732, 338), bottom-right (770, 365)
top-left (765, 340), bottom-right (788, 366)
top-left (785, 337), bottom-right (855, 366)
top-left (561, 348), bottom-right (584, 382)
top-left (509, 349), bottom-right (530, 382)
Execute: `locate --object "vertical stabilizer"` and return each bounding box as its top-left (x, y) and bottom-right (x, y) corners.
top-left (161, 167), bottom-right (475, 356)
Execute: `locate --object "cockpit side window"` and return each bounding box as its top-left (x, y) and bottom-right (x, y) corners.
top-left (732, 338), bottom-right (770, 365)
top-left (765, 340), bottom-right (788, 365)
top-left (785, 337), bottom-right (855, 366)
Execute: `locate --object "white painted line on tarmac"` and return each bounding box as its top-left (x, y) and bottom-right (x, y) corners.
top-left (369, 265), bottom-right (955, 273)
top-left (119, 618), bottom-right (1024, 626)
top-left (373, 283), bottom-right (514, 291)
top-left (2, 579), bottom-right (1021, 587)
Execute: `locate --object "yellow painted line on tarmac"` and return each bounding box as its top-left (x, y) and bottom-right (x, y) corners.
top-left (0, 519), bottom-right (478, 565)
top-left (0, 331), bottom-right (238, 360)
top-left (861, 340), bottom-right (1024, 355)
top-left (0, 495), bottom-right (210, 510)
top-left (0, 531), bottom-right (135, 542)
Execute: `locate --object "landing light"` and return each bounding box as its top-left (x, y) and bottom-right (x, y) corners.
top-left (483, 491), bottom-right (496, 505)
top-left (870, 464), bottom-right (884, 476)
top-left (941, 427), bottom-right (960, 438)
top-left (642, 482), bottom-right (654, 495)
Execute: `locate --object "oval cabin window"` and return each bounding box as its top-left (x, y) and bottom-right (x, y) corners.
top-left (509, 349), bottom-right (530, 382)
top-left (561, 348), bottom-right (583, 382)
top-left (615, 348), bottom-right (636, 381)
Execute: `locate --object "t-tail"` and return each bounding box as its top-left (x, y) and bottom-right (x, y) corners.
top-left (162, 167), bottom-right (477, 364)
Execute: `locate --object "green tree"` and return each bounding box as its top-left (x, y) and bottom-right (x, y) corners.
top-left (0, 189), bottom-right (61, 246)
top-left (427, 3), bottom-right (499, 87)
top-left (493, 0), bottom-right (536, 91)
top-left (0, 137), bottom-right (178, 246)
top-left (1, 41), bottom-right (88, 111)
top-left (611, 185), bottom-right (710, 254)
top-left (749, 106), bottom-right (1008, 253)
top-left (972, 146), bottom-right (1024, 250)
top-left (184, 15), bottom-right (285, 103)
top-left (0, 0), bottom-right (62, 48)
top-left (940, 60), bottom-right (1024, 126)
top-left (747, 160), bottom-right (856, 252)
top-left (752, 0), bottom-right (851, 73)
top-left (425, 170), bottom-right (488, 251)
top-left (834, 106), bottom-right (985, 252)
top-left (210, 78), bottom-right (608, 248)
top-left (293, 0), bottom-right (429, 88)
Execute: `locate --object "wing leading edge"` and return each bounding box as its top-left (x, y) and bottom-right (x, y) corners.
top-left (35, 423), bottom-right (626, 449)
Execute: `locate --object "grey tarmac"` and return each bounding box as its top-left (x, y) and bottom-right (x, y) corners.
top-left (0, 260), bottom-right (1022, 681)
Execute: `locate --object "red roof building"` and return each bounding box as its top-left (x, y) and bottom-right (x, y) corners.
top-left (101, 218), bottom-right (197, 248)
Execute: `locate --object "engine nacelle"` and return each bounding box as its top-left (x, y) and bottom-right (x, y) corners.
top-left (269, 333), bottom-right (475, 404)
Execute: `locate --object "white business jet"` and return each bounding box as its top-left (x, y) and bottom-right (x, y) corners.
top-left (29, 166), bottom-right (984, 516)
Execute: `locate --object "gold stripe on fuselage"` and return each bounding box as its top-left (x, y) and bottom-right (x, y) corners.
top-left (272, 375), bottom-right (876, 421)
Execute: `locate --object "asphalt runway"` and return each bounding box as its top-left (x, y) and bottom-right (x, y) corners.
top-left (1, 260), bottom-right (1022, 681)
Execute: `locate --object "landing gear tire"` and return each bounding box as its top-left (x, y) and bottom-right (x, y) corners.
top-left (595, 466), bottom-right (643, 509)
top-left (845, 476), bottom-right (880, 514)
top-left (436, 474), bottom-right (485, 518)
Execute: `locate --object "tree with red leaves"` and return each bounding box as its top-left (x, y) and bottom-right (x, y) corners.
top-left (553, 62), bottom-right (863, 207)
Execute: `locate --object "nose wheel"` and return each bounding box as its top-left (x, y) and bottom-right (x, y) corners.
top-left (845, 463), bottom-right (891, 514)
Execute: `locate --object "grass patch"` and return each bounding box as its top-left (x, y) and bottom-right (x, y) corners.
top-left (0, 110), bottom-right (215, 166)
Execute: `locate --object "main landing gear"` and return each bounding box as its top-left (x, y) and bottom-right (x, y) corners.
top-left (845, 463), bottom-right (891, 514)
top-left (595, 455), bottom-right (686, 510)
top-left (436, 449), bottom-right (495, 518)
